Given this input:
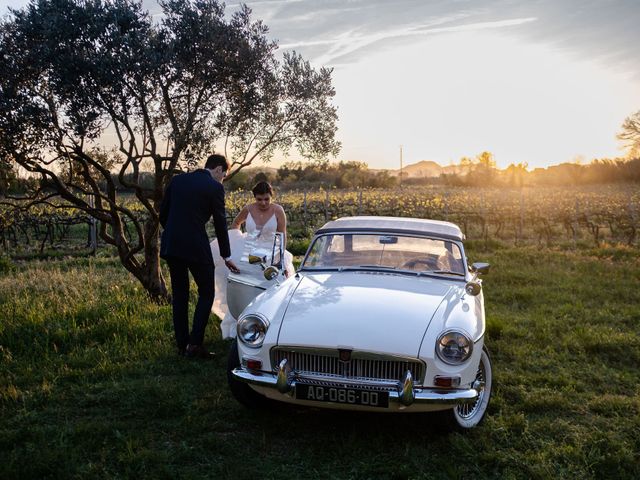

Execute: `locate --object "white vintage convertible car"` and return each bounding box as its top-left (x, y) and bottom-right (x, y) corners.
top-left (226, 216), bottom-right (492, 429)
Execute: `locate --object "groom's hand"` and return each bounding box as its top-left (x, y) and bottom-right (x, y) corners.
top-left (225, 258), bottom-right (240, 274)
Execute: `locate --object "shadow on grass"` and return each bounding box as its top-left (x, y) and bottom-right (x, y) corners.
top-left (243, 401), bottom-right (450, 438)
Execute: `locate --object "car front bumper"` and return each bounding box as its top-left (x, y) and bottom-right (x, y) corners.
top-left (231, 366), bottom-right (480, 407)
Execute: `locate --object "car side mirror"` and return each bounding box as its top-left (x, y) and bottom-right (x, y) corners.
top-left (265, 232), bottom-right (285, 283)
top-left (248, 254), bottom-right (267, 265)
top-left (465, 282), bottom-right (482, 296)
top-left (470, 262), bottom-right (490, 275)
top-left (263, 265), bottom-right (279, 281)
top-left (247, 234), bottom-right (284, 282)
top-left (465, 262), bottom-right (490, 296)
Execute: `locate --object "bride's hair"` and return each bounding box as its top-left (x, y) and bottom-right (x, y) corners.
top-left (252, 181), bottom-right (274, 197)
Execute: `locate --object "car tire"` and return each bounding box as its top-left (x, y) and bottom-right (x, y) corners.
top-left (436, 345), bottom-right (493, 431)
top-left (227, 338), bottom-right (269, 408)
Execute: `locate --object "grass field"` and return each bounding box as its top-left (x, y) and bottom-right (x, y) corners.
top-left (1, 243), bottom-right (639, 479)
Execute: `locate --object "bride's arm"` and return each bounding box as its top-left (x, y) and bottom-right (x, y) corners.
top-left (231, 206), bottom-right (249, 230)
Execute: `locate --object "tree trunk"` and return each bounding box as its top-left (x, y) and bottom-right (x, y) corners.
top-left (111, 215), bottom-right (169, 303)
top-left (139, 216), bottom-right (169, 302)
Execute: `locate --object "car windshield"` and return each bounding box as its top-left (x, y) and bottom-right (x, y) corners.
top-left (302, 233), bottom-right (465, 275)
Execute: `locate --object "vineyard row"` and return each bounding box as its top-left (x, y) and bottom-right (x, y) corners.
top-left (2, 186), bottom-right (639, 254)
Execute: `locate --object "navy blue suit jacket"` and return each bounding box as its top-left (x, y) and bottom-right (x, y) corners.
top-left (159, 169), bottom-right (231, 264)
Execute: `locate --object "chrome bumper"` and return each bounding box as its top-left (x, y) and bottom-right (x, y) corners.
top-left (231, 366), bottom-right (479, 406)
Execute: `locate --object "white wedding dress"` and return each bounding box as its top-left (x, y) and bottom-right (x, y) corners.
top-left (210, 212), bottom-right (295, 339)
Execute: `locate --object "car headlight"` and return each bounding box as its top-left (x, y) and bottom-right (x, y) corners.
top-left (435, 330), bottom-right (473, 365)
top-left (237, 314), bottom-right (269, 348)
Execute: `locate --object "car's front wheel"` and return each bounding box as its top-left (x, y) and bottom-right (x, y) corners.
top-left (438, 346), bottom-right (493, 430)
top-left (227, 339), bottom-right (268, 408)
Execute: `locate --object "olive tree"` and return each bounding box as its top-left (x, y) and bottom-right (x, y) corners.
top-left (619, 110), bottom-right (640, 158)
top-left (0, 0), bottom-right (340, 300)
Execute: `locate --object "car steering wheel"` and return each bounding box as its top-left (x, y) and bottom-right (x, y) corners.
top-left (402, 257), bottom-right (437, 270)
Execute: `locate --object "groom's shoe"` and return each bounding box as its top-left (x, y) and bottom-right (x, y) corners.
top-left (185, 344), bottom-right (215, 360)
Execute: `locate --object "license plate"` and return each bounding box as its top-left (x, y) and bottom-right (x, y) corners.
top-left (295, 383), bottom-right (389, 408)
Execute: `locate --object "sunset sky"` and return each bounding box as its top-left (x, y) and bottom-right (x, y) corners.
top-left (2, 0), bottom-right (640, 169)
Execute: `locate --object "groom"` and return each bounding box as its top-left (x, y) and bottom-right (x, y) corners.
top-left (159, 154), bottom-right (240, 359)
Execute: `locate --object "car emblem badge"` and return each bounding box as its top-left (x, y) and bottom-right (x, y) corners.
top-left (338, 349), bottom-right (352, 362)
top-left (338, 349), bottom-right (352, 377)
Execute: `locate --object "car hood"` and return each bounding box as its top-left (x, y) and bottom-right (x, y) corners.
top-left (276, 271), bottom-right (456, 356)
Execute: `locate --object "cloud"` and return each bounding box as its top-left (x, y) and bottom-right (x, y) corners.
top-left (281, 17), bottom-right (537, 66)
top-left (229, 0), bottom-right (305, 5)
top-left (3, 0), bottom-right (638, 78)
top-left (253, 0), bottom-right (640, 78)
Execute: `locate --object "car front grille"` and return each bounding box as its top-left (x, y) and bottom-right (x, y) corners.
top-left (271, 347), bottom-right (425, 383)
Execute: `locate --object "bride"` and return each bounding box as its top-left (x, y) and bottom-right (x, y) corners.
top-left (211, 181), bottom-right (295, 339)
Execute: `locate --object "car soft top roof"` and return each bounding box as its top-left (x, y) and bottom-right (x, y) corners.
top-left (316, 216), bottom-right (465, 242)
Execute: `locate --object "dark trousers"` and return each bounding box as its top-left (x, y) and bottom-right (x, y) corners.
top-left (166, 257), bottom-right (215, 349)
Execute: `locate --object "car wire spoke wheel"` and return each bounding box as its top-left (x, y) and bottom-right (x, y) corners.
top-left (452, 346), bottom-right (492, 429)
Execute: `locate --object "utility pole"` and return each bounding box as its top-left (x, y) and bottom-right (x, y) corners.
top-left (399, 145), bottom-right (403, 188)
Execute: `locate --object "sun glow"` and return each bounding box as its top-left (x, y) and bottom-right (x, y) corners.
top-left (331, 30), bottom-right (640, 169)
